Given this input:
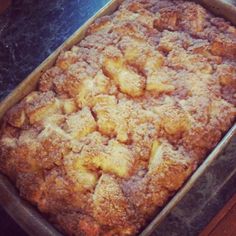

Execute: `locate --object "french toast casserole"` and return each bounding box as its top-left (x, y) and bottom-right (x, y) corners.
top-left (0, 0), bottom-right (236, 235)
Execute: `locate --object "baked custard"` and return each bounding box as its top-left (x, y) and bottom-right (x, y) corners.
top-left (0, 0), bottom-right (235, 235)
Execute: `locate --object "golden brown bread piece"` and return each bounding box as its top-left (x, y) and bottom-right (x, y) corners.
top-left (0, 0), bottom-right (236, 235)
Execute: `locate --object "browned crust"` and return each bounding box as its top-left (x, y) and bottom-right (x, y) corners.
top-left (0, 0), bottom-right (236, 235)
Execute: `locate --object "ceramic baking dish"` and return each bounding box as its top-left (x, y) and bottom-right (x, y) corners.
top-left (0, 0), bottom-right (235, 235)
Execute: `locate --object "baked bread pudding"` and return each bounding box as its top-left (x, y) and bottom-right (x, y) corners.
top-left (0, 0), bottom-right (236, 235)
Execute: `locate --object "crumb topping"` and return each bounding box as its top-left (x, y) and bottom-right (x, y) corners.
top-left (0, 0), bottom-right (235, 235)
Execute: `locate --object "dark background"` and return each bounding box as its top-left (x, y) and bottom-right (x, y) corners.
top-left (0, 0), bottom-right (235, 236)
top-left (0, 0), bottom-right (110, 101)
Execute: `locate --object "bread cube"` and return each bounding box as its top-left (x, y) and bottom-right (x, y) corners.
top-left (181, 2), bottom-right (207, 33)
top-left (93, 174), bottom-right (129, 226)
top-left (56, 51), bottom-right (78, 70)
top-left (28, 103), bottom-right (58, 124)
top-left (217, 64), bottom-right (236, 87)
top-left (211, 38), bottom-right (236, 59)
top-left (148, 140), bottom-right (194, 191)
top-left (148, 140), bottom-right (162, 171)
top-left (87, 16), bottom-right (113, 34)
top-left (24, 91), bottom-right (60, 124)
top-left (154, 8), bottom-right (180, 31)
top-left (64, 152), bottom-right (98, 192)
top-left (61, 98), bottom-right (77, 114)
top-left (209, 99), bottom-right (236, 132)
top-left (154, 104), bottom-right (190, 137)
top-left (75, 79), bottom-right (95, 108)
top-left (103, 57), bottom-right (145, 97)
top-left (39, 66), bottom-right (63, 92)
top-left (96, 112), bottom-right (116, 136)
top-left (120, 36), bottom-right (164, 73)
top-left (93, 96), bottom-right (129, 142)
top-left (65, 107), bottom-right (96, 140)
top-left (74, 169), bottom-right (97, 191)
top-left (7, 105), bottom-right (26, 128)
top-left (92, 140), bottom-right (133, 178)
top-left (94, 70), bottom-right (110, 94)
top-left (76, 71), bottom-right (110, 108)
